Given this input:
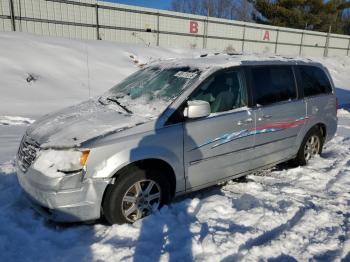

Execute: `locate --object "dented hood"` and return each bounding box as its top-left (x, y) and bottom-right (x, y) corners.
top-left (26, 99), bottom-right (150, 148)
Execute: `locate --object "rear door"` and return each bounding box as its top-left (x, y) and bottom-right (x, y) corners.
top-left (296, 65), bottom-right (337, 141)
top-left (249, 65), bottom-right (307, 166)
top-left (183, 68), bottom-right (255, 190)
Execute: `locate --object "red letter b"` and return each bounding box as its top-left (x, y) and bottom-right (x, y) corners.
top-left (190, 21), bottom-right (199, 34)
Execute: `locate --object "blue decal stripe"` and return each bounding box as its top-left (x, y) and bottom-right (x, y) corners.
top-left (191, 117), bottom-right (308, 151)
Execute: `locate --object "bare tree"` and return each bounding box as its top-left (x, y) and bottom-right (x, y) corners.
top-left (172, 0), bottom-right (204, 15)
top-left (233, 0), bottom-right (254, 22)
top-left (170, 0), bottom-right (254, 22)
top-left (171, 0), bottom-right (186, 13)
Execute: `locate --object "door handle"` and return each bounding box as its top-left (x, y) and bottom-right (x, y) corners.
top-left (237, 118), bottom-right (253, 125)
top-left (262, 114), bottom-right (272, 119)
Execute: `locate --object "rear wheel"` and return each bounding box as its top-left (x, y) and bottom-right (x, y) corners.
top-left (102, 166), bottom-right (171, 224)
top-left (294, 127), bottom-right (323, 166)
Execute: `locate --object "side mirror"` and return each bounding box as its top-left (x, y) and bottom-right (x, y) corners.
top-left (183, 100), bottom-right (211, 119)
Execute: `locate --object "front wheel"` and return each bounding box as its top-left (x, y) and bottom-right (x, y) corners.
top-left (102, 166), bottom-right (171, 224)
top-left (294, 127), bottom-right (324, 166)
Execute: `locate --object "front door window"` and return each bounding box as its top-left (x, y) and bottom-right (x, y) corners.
top-left (189, 69), bottom-right (248, 113)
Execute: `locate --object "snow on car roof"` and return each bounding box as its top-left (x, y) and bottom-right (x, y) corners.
top-left (150, 53), bottom-right (322, 70)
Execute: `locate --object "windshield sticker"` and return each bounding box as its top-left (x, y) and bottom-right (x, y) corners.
top-left (174, 71), bottom-right (198, 79)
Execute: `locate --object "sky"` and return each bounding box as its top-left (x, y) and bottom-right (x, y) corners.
top-left (104, 0), bottom-right (172, 10)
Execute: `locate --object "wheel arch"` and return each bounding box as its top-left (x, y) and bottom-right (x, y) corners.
top-left (101, 158), bottom-right (177, 206)
top-left (303, 122), bottom-right (326, 142)
top-left (315, 122), bottom-right (327, 141)
top-left (295, 121), bottom-right (327, 155)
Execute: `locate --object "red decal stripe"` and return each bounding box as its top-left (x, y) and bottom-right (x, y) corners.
top-left (255, 118), bottom-right (309, 131)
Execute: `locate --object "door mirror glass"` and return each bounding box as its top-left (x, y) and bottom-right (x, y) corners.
top-left (183, 100), bottom-right (211, 119)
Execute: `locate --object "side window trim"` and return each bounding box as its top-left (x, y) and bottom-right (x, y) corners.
top-left (251, 96), bottom-right (300, 110)
top-left (291, 65), bottom-right (300, 99)
top-left (243, 66), bottom-right (254, 108)
top-left (293, 65), bottom-right (305, 99)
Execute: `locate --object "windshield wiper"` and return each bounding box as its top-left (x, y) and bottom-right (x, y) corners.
top-left (106, 97), bottom-right (133, 114)
top-left (98, 97), bottom-right (107, 105)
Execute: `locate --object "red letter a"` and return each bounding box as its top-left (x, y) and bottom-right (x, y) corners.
top-left (263, 31), bottom-right (270, 41)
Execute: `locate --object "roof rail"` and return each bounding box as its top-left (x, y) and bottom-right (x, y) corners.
top-left (226, 52), bottom-right (243, 56)
top-left (199, 52), bottom-right (243, 58)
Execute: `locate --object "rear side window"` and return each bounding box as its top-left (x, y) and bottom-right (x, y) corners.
top-left (251, 66), bottom-right (297, 106)
top-left (298, 65), bottom-right (332, 97)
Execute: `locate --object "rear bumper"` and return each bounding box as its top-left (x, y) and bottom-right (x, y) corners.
top-left (16, 165), bottom-right (110, 222)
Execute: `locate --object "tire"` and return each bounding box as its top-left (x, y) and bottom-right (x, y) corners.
top-left (294, 126), bottom-right (324, 166)
top-left (102, 166), bottom-right (171, 225)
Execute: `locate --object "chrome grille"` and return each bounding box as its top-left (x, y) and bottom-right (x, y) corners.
top-left (17, 135), bottom-right (40, 173)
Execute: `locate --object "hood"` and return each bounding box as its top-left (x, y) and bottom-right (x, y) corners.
top-left (27, 100), bottom-right (150, 148)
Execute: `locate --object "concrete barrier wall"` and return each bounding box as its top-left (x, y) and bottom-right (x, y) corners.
top-left (1, 0), bottom-right (350, 57)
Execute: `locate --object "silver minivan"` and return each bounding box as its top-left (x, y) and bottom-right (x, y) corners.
top-left (16, 55), bottom-right (338, 224)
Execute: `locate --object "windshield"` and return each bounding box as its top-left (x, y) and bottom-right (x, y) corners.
top-left (102, 66), bottom-right (201, 117)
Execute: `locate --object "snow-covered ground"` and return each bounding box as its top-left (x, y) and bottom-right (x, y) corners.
top-left (1, 32), bottom-right (350, 261)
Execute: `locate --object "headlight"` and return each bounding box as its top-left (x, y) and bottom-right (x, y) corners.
top-left (33, 149), bottom-right (90, 178)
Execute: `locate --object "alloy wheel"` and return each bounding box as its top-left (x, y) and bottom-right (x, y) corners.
top-left (121, 179), bottom-right (161, 222)
top-left (304, 135), bottom-right (320, 162)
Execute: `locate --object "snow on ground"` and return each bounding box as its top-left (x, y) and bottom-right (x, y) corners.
top-left (0, 32), bottom-right (201, 117)
top-left (0, 116), bottom-right (35, 126)
top-left (1, 32), bottom-right (350, 261)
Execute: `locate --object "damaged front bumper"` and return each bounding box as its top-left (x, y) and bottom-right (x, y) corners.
top-left (16, 164), bottom-right (111, 222)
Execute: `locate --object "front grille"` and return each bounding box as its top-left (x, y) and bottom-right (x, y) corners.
top-left (17, 135), bottom-right (40, 173)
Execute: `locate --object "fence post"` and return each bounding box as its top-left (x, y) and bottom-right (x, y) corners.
top-left (156, 12), bottom-right (160, 46)
top-left (274, 29), bottom-right (279, 54)
top-left (241, 24), bottom-right (246, 53)
top-left (324, 25), bottom-right (331, 57)
top-left (8, 0), bottom-right (16, 31)
top-left (95, 3), bottom-right (100, 40)
top-left (203, 17), bottom-right (208, 49)
top-left (299, 32), bottom-right (304, 56)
